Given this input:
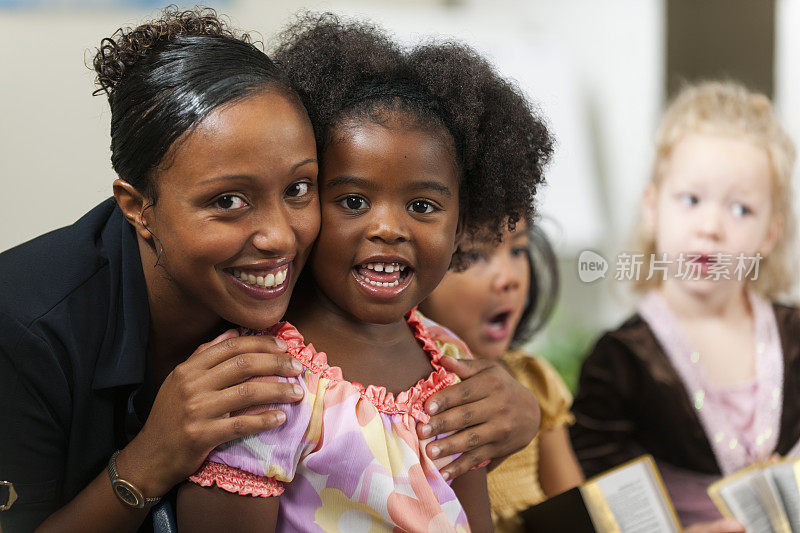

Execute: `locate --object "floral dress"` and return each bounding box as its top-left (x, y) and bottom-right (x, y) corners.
top-left (189, 310), bottom-right (473, 532)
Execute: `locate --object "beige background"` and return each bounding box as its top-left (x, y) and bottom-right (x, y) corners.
top-left (2, 0), bottom-right (799, 385)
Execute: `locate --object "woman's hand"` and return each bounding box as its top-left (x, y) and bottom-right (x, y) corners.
top-left (116, 330), bottom-right (305, 499)
top-left (416, 356), bottom-right (540, 480)
top-left (684, 519), bottom-right (745, 533)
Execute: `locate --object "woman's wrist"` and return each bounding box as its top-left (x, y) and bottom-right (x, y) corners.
top-left (114, 435), bottom-right (178, 500)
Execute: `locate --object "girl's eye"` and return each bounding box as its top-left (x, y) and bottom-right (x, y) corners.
top-left (731, 203), bottom-right (752, 217)
top-left (286, 182), bottom-right (311, 198)
top-left (340, 196), bottom-right (368, 211)
top-left (678, 193), bottom-right (699, 207)
top-left (214, 195), bottom-right (247, 210)
top-left (408, 200), bottom-right (435, 214)
top-left (511, 246), bottom-right (528, 258)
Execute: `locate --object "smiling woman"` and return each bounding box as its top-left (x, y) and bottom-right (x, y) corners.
top-left (0, 7), bottom-right (316, 531)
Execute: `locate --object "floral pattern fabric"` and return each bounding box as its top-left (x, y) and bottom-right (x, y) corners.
top-left (189, 309), bottom-right (472, 532)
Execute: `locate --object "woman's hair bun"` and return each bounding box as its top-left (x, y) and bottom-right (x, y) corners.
top-left (92, 5), bottom-right (246, 97)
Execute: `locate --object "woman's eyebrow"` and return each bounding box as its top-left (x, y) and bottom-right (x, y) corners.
top-left (291, 158), bottom-right (317, 172)
top-left (193, 158), bottom-right (317, 186)
top-left (196, 174), bottom-right (254, 186)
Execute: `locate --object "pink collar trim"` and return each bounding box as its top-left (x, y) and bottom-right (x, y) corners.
top-left (246, 308), bottom-right (457, 424)
top-left (638, 290), bottom-right (784, 475)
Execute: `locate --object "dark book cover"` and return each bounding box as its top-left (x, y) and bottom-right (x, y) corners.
top-left (520, 487), bottom-right (596, 533)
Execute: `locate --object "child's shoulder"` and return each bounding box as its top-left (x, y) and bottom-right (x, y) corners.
top-left (773, 303), bottom-right (800, 363)
top-left (594, 312), bottom-right (652, 348)
top-left (584, 312), bottom-right (668, 371)
top-left (241, 322), bottom-right (343, 382)
top-left (503, 350), bottom-right (574, 427)
top-left (411, 309), bottom-right (473, 361)
top-left (773, 301), bottom-right (800, 331)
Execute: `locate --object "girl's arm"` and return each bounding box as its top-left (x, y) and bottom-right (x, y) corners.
top-left (177, 483), bottom-right (279, 533)
top-left (417, 357), bottom-right (540, 480)
top-left (31, 332), bottom-right (302, 532)
top-left (450, 467), bottom-right (493, 532)
top-left (569, 335), bottom-right (641, 478)
top-left (537, 426), bottom-right (584, 497)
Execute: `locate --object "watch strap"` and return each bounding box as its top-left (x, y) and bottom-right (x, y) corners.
top-left (107, 450), bottom-right (161, 508)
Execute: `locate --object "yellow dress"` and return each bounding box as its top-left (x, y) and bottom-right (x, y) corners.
top-left (487, 349), bottom-right (575, 533)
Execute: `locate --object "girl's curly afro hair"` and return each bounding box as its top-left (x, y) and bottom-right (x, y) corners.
top-left (274, 14), bottom-right (553, 268)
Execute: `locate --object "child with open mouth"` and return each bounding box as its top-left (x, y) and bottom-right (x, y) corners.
top-left (421, 220), bottom-right (584, 532)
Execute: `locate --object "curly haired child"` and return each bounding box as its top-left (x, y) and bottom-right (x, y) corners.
top-left (571, 81), bottom-right (800, 533)
top-left (177, 13), bottom-right (552, 533)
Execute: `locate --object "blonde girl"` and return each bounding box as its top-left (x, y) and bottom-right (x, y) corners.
top-left (571, 81), bottom-right (800, 533)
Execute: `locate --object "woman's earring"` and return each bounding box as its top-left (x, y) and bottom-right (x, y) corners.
top-left (141, 203), bottom-right (164, 268)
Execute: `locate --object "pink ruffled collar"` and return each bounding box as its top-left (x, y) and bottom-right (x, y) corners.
top-left (246, 308), bottom-right (457, 424)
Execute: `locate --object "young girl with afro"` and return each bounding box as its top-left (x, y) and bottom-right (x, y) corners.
top-left (178, 13), bottom-right (552, 533)
top-left (571, 81), bottom-right (800, 533)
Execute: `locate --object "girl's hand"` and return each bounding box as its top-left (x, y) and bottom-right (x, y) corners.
top-left (684, 519), bottom-right (746, 533)
top-left (115, 330), bottom-right (305, 498)
top-left (416, 356), bottom-right (540, 480)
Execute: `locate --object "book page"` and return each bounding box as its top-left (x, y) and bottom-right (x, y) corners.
top-left (764, 461), bottom-right (800, 533)
top-left (714, 471), bottom-right (778, 533)
top-left (587, 457), bottom-right (679, 533)
top-left (752, 472), bottom-right (792, 533)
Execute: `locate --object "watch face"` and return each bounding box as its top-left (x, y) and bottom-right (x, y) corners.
top-left (113, 482), bottom-right (142, 508)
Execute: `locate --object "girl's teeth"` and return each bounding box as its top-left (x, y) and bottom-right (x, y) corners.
top-left (233, 268), bottom-right (288, 289)
top-left (356, 271), bottom-right (401, 287)
top-left (367, 278), bottom-right (399, 287)
top-left (364, 262), bottom-right (405, 271)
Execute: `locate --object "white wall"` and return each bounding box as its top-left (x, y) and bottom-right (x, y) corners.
top-left (773, 0), bottom-right (800, 301)
top-left (1, 0), bottom-right (662, 267)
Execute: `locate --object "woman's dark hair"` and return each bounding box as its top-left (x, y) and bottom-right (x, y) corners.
top-left (512, 224), bottom-right (560, 346)
top-left (274, 14), bottom-right (553, 267)
top-left (92, 6), bottom-right (294, 199)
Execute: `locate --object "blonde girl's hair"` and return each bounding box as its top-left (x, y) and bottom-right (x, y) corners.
top-left (633, 81), bottom-right (797, 299)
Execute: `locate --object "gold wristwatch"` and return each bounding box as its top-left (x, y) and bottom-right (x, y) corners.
top-left (107, 451), bottom-right (161, 509)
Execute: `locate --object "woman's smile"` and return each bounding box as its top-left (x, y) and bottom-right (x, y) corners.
top-left (226, 260), bottom-right (292, 299)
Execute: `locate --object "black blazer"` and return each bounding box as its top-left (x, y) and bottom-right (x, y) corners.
top-left (0, 199), bottom-right (156, 532)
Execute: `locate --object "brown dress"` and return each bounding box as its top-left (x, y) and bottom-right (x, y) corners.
top-left (570, 303), bottom-right (800, 522)
top-left (487, 349), bottom-right (575, 533)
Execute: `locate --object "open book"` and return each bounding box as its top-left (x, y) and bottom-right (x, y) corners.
top-left (521, 455), bottom-right (681, 532)
top-left (708, 457), bottom-right (800, 533)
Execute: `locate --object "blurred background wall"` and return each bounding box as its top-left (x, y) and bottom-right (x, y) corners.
top-left (1, 0), bottom-right (798, 389)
